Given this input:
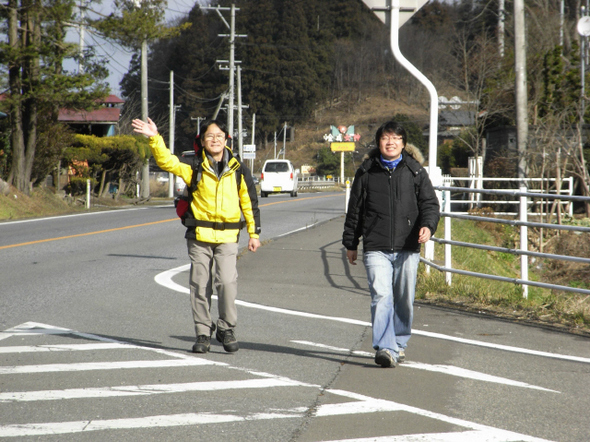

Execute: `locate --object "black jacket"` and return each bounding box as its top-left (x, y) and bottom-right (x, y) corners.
top-left (342, 146), bottom-right (440, 253)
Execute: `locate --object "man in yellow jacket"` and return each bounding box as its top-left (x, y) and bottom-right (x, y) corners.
top-left (132, 117), bottom-right (261, 354)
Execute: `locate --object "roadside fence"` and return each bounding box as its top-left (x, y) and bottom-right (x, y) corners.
top-left (424, 185), bottom-right (590, 298)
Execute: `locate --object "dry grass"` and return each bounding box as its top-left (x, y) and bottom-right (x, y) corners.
top-left (417, 214), bottom-right (590, 336)
top-left (251, 94), bottom-right (429, 174)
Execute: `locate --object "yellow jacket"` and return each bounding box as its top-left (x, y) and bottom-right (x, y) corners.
top-left (149, 134), bottom-right (261, 243)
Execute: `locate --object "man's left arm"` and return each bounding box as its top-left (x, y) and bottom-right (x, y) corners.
top-left (417, 171), bottom-right (441, 237)
top-left (238, 164), bottom-right (261, 251)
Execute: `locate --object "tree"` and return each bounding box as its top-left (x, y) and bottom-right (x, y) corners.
top-left (90, 0), bottom-right (190, 197)
top-left (0, 0), bottom-right (108, 194)
top-left (316, 146), bottom-right (340, 176)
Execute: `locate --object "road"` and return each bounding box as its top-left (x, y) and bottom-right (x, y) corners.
top-left (1, 191), bottom-right (589, 441)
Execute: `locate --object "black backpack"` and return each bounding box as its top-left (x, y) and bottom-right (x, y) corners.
top-left (175, 153), bottom-right (245, 230)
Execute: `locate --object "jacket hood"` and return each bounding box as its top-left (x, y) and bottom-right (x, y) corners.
top-left (362, 143), bottom-right (425, 165)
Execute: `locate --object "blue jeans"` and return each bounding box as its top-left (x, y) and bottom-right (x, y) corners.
top-left (364, 250), bottom-right (420, 355)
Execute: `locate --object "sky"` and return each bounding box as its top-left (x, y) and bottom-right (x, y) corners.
top-left (69, 0), bottom-right (202, 97)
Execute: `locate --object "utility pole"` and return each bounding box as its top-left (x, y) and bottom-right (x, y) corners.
top-left (498, 0), bottom-right (505, 58)
top-left (140, 37), bottom-right (150, 198)
top-left (78, 1), bottom-right (86, 73)
top-left (237, 65), bottom-right (243, 159)
top-left (191, 116), bottom-right (204, 135)
top-left (514, 0), bottom-right (528, 182)
top-left (207, 4), bottom-right (246, 141)
top-left (227, 4), bottom-right (235, 141)
top-left (168, 70), bottom-right (175, 198)
top-left (251, 113), bottom-right (256, 171)
top-left (282, 121), bottom-right (287, 159)
top-left (212, 92), bottom-right (227, 120)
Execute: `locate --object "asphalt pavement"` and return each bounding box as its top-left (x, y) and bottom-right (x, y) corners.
top-left (235, 215), bottom-right (590, 442)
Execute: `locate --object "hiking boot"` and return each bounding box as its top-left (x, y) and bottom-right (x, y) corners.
top-left (375, 349), bottom-right (396, 368)
top-left (192, 335), bottom-right (211, 353)
top-left (216, 328), bottom-right (239, 353)
top-left (398, 349), bottom-right (406, 363)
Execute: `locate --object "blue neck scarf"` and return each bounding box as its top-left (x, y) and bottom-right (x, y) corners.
top-left (380, 154), bottom-right (402, 170)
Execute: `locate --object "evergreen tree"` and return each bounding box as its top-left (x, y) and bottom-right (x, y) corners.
top-left (1, 0), bottom-right (109, 193)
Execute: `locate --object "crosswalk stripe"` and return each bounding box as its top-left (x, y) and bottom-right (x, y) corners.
top-left (0, 358), bottom-right (215, 375)
top-left (0, 378), bottom-right (307, 402)
top-left (323, 429), bottom-right (548, 442)
top-left (0, 400), bottom-right (551, 440)
top-left (0, 343), bottom-right (129, 353)
top-left (292, 340), bottom-right (559, 393)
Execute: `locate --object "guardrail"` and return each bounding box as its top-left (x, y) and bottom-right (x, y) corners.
top-left (425, 185), bottom-right (590, 298)
top-left (298, 177), bottom-right (337, 189)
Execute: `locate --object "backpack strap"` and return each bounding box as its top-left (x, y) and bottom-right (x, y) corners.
top-left (181, 152), bottom-right (245, 230)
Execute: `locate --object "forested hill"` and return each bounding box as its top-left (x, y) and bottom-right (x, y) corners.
top-left (121, 0), bottom-right (383, 144)
top-left (118, 0), bottom-right (584, 176)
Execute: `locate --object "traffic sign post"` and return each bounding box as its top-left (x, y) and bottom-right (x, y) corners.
top-left (361, 0), bottom-right (439, 181)
top-left (243, 144), bottom-right (256, 160)
top-left (362, 0), bottom-right (440, 265)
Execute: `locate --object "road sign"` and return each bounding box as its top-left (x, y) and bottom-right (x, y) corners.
top-left (330, 142), bottom-right (355, 152)
top-left (361, 0), bottom-right (429, 28)
top-left (242, 152), bottom-right (255, 160)
top-left (243, 144), bottom-right (256, 153)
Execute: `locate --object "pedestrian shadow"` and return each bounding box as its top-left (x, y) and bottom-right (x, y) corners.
top-left (170, 334), bottom-right (376, 368)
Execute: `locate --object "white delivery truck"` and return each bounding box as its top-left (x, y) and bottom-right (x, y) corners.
top-left (260, 159), bottom-right (298, 197)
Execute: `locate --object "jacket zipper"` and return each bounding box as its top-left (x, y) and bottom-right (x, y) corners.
top-left (389, 169), bottom-right (395, 251)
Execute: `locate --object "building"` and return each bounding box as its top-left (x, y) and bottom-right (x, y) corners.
top-left (58, 94), bottom-right (124, 137)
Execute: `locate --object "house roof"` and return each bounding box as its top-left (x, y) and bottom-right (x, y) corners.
top-left (58, 94), bottom-right (124, 124)
top-left (102, 94), bottom-right (125, 104)
top-left (58, 107), bottom-right (121, 124)
top-left (439, 110), bottom-right (475, 127)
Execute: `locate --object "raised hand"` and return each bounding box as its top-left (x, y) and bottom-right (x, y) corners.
top-left (132, 118), bottom-right (158, 137)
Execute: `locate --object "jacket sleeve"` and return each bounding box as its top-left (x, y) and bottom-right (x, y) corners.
top-left (416, 170), bottom-right (440, 236)
top-left (148, 135), bottom-right (192, 185)
top-left (342, 169), bottom-right (366, 250)
top-left (238, 163), bottom-right (261, 238)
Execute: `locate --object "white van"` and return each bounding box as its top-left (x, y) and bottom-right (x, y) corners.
top-left (260, 159), bottom-right (298, 197)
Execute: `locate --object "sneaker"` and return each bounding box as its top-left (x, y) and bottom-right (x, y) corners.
top-left (398, 349), bottom-right (405, 363)
top-left (216, 328), bottom-right (239, 353)
top-left (192, 335), bottom-right (210, 353)
top-left (375, 349), bottom-right (396, 368)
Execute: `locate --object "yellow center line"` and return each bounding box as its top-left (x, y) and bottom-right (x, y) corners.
top-left (0, 219), bottom-right (176, 250)
top-left (259, 193), bottom-right (342, 207)
top-left (1, 193), bottom-right (343, 250)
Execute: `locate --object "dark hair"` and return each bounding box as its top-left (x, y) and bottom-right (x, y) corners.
top-left (195, 119), bottom-right (228, 150)
top-left (375, 120), bottom-right (407, 146)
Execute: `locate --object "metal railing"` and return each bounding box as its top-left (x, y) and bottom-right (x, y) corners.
top-left (424, 185), bottom-right (590, 298)
top-left (441, 176), bottom-right (575, 216)
top-left (298, 176), bottom-right (337, 189)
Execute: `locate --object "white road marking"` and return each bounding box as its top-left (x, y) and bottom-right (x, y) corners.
top-left (0, 396), bottom-right (552, 441)
top-left (155, 265), bottom-right (590, 365)
top-left (0, 378), bottom-right (307, 402)
top-left (323, 431), bottom-right (548, 442)
top-left (0, 205), bottom-right (168, 226)
top-left (292, 340), bottom-right (559, 393)
top-left (0, 322), bottom-right (555, 441)
top-left (0, 358), bottom-right (215, 375)
top-left (325, 389), bottom-right (552, 442)
top-left (0, 343), bottom-right (129, 353)
top-left (0, 322), bottom-right (220, 362)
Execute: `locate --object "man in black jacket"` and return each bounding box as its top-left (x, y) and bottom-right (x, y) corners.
top-left (343, 120), bottom-right (440, 368)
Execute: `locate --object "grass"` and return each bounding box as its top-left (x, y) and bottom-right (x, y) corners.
top-left (417, 216), bottom-right (590, 335)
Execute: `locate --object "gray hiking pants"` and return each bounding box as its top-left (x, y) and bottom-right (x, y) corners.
top-left (187, 239), bottom-right (239, 337)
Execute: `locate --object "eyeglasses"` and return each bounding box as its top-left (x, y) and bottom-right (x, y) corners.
top-left (381, 135), bottom-right (403, 142)
top-left (204, 133), bottom-right (226, 141)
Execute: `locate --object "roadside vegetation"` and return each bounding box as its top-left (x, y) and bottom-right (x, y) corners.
top-left (417, 213), bottom-right (590, 336)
